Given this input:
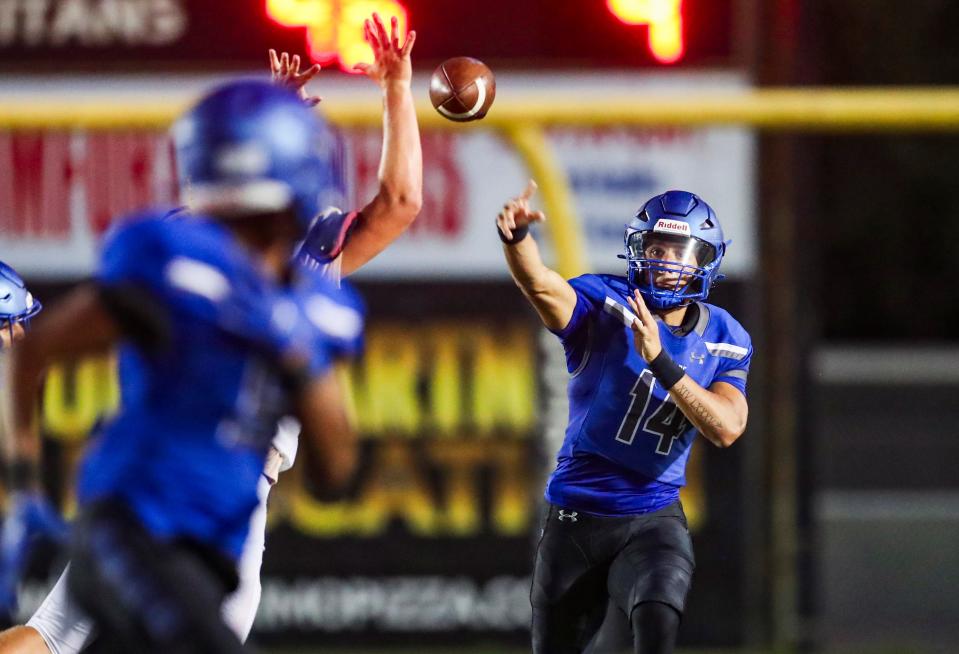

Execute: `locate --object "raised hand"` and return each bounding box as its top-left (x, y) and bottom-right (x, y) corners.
top-left (269, 49), bottom-right (322, 107)
top-left (625, 288), bottom-right (664, 363)
top-left (497, 180), bottom-right (546, 241)
top-left (352, 14), bottom-right (416, 88)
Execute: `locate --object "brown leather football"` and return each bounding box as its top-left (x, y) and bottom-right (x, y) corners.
top-left (429, 57), bottom-right (496, 122)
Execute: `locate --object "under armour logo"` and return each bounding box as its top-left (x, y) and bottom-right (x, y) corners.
top-left (690, 352), bottom-right (705, 364)
top-left (558, 510), bottom-right (578, 522)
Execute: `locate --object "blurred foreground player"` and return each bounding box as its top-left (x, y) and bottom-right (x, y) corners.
top-left (0, 12), bottom-right (421, 654)
top-left (0, 263), bottom-right (67, 627)
top-left (1, 80), bottom-right (358, 654)
top-left (497, 185), bottom-right (751, 654)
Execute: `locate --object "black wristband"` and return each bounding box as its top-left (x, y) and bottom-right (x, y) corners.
top-left (497, 224), bottom-right (529, 245)
top-left (647, 350), bottom-right (686, 390)
top-left (7, 458), bottom-right (38, 492)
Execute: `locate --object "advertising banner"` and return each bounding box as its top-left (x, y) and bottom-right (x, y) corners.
top-left (0, 124), bottom-right (755, 280)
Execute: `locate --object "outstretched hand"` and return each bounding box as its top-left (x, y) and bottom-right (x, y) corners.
top-left (625, 289), bottom-right (663, 363)
top-left (497, 180), bottom-right (546, 241)
top-left (269, 49), bottom-right (322, 107)
top-left (352, 13), bottom-right (416, 87)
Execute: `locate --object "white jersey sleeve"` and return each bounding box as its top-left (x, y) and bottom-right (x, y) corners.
top-left (220, 474), bottom-right (272, 641)
top-left (26, 565), bottom-right (95, 654)
top-left (270, 416), bottom-right (302, 474)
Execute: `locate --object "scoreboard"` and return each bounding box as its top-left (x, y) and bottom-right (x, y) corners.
top-left (0, 0), bottom-right (739, 72)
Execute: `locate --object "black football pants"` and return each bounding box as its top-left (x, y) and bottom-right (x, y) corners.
top-left (69, 500), bottom-right (250, 654)
top-left (530, 501), bottom-right (694, 654)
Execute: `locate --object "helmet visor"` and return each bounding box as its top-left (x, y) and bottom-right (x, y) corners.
top-left (626, 231), bottom-right (717, 268)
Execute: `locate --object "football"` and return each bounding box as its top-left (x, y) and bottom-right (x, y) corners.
top-left (429, 57), bottom-right (496, 122)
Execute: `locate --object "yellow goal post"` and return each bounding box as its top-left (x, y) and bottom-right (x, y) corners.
top-left (3, 86), bottom-right (957, 279)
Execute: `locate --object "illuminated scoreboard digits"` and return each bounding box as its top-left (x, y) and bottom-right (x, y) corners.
top-left (0, 0), bottom-right (734, 72)
top-left (607, 0), bottom-right (684, 64)
top-left (266, 0), bottom-right (409, 72)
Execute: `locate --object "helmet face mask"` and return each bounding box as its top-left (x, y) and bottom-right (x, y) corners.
top-left (623, 191), bottom-right (727, 311)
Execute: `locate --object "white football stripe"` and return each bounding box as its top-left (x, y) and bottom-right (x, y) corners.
top-left (603, 297), bottom-right (638, 327)
top-left (437, 77), bottom-right (488, 120)
top-left (705, 341), bottom-right (749, 360)
top-left (305, 295), bottom-right (362, 340)
top-left (165, 257), bottom-right (230, 302)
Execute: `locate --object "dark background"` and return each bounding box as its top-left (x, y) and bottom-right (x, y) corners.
top-left (799, 1), bottom-right (959, 341)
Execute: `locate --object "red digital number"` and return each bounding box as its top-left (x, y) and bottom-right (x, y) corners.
top-left (266, 0), bottom-right (409, 72)
top-left (607, 0), bottom-right (685, 64)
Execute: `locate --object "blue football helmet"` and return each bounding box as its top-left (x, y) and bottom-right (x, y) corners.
top-left (623, 190), bottom-right (728, 310)
top-left (0, 261), bottom-right (41, 343)
top-left (172, 79), bottom-right (340, 231)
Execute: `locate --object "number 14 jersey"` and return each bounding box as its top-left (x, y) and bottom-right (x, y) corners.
top-left (545, 274), bottom-right (752, 516)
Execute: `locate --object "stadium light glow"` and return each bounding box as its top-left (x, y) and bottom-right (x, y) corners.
top-left (607, 0), bottom-right (685, 64)
top-left (266, 0), bottom-right (409, 73)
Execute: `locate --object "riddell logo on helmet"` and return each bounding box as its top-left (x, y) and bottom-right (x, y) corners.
top-left (652, 219), bottom-right (691, 235)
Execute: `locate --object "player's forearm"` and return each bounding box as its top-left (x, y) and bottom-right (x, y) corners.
top-left (503, 237), bottom-right (575, 331)
top-left (668, 377), bottom-right (746, 448)
top-left (2, 344), bottom-right (45, 466)
top-left (342, 82), bottom-right (422, 275)
top-left (3, 287), bottom-right (119, 466)
top-left (375, 80), bottom-right (422, 219)
top-left (297, 372), bottom-right (358, 496)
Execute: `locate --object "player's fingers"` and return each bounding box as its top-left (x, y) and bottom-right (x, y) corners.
top-left (531, 210), bottom-right (546, 223)
top-left (390, 16), bottom-right (400, 50)
top-left (352, 62), bottom-right (371, 75)
top-left (372, 13), bottom-right (389, 49)
top-left (632, 288), bottom-right (648, 315)
top-left (365, 21), bottom-right (381, 55)
top-left (269, 49), bottom-right (281, 73)
top-left (502, 206), bottom-right (517, 229)
top-left (632, 289), bottom-right (654, 323)
top-left (298, 63), bottom-right (322, 82)
top-left (506, 201), bottom-right (524, 224)
top-left (625, 296), bottom-right (645, 331)
top-left (497, 213), bottom-right (513, 239)
top-left (520, 179), bottom-right (537, 200)
top-left (291, 54), bottom-right (301, 74)
top-left (401, 30), bottom-right (416, 57)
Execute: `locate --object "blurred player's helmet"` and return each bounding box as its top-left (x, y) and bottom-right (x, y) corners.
top-left (623, 190), bottom-right (728, 310)
top-left (172, 79), bottom-right (340, 231)
top-left (0, 261), bottom-right (41, 341)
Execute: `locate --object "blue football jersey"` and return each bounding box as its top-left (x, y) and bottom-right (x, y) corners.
top-left (289, 271), bottom-right (365, 359)
top-left (545, 274), bottom-right (752, 516)
top-left (78, 210), bottom-right (337, 559)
